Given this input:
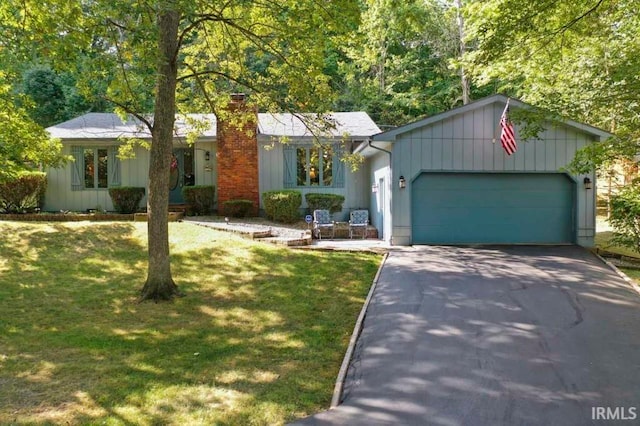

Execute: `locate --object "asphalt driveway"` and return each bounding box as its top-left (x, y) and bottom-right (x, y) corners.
top-left (296, 246), bottom-right (640, 426)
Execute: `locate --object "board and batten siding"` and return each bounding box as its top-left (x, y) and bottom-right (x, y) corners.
top-left (387, 102), bottom-right (597, 246)
top-left (368, 149), bottom-right (391, 241)
top-left (45, 143), bottom-right (150, 212)
top-left (258, 139), bottom-right (369, 220)
top-left (44, 140), bottom-right (218, 212)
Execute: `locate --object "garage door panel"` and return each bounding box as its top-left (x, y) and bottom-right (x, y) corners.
top-left (412, 173), bottom-right (575, 244)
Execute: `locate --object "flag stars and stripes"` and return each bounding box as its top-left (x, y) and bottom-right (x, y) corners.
top-left (500, 100), bottom-right (517, 155)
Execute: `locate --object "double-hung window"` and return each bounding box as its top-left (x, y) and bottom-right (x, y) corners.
top-left (71, 146), bottom-right (121, 190)
top-left (284, 144), bottom-right (344, 188)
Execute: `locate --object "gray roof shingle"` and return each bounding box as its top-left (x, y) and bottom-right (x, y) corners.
top-left (47, 112), bottom-right (380, 140)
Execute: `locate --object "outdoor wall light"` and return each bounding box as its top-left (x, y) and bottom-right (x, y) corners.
top-left (204, 151), bottom-right (211, 161)
top-left (399, 176), bottom-right (406, 189)
top-left (583, 176), bottom-right (592, 190)
top-left (371, 183), bottom-right (379, 193)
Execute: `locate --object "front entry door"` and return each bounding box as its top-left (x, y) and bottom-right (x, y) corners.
top-left (169, 147), bottom-right (194, 204)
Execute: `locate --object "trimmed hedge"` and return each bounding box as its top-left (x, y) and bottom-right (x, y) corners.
top-left (305, 193), bottom-right (345, 214)
top-left (108, 187), bottom-right (145, 214)
top-left (223, 199), bottom-right (255, 218)
top-left (0, 171), bottom-right (47, 213)
top-left (182, 185), bottom-right (215, 215)
top-left (262, 190), bottom-right (302, 223)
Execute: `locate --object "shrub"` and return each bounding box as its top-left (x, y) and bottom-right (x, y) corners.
top-left (305, 193), bottom-right (345, 214)
top-left (223, 199), bottom-right (255, 218)
top-left (0, 171), bottom-right (47, 213)
top-left (609, 181), bottom-right (640, 252)
top-left (108, 187), bottom-right (145, 214)
top-left (182, 185), bottom-right (215, 215)
top-left (262, 190), bottom-right (302, 223)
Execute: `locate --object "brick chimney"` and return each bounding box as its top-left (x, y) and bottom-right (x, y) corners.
top-left (216, 93), bottom-right (260, 215)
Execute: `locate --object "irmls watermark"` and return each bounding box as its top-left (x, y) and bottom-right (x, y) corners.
top-left (592, 407), bottom-right (637, 421)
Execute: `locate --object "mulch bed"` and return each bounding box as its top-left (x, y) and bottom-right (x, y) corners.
top-left (0, 213), bottom-right (134, 222)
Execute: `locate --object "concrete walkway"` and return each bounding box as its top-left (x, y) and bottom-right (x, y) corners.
top-left (295, 245), bottom-right (640, 426)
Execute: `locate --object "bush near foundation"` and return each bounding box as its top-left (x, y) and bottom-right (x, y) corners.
top-left (0, 171), bottom-right (47, 213)
top-left (305, 193), bottom-right (345, 214)
top-left (182, 185), bottom-right (215, 215)
top-left (262, 190), bottom-right (302, 223)
top-left (108, 187), bottom-right (146, 214)
top-left (223, 199), bottom-right (255, 218)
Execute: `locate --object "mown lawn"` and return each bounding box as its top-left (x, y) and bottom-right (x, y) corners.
top-left (0, 221), bottom-right (381, 425)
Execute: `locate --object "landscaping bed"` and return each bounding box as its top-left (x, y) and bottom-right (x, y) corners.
top-left (0, 212), bottom-right (135, 221)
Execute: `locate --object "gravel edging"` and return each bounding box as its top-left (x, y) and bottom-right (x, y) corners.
top-left (594, 252), bottom-right (640, 297)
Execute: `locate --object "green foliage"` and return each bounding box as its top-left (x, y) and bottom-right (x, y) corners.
top-left (108, 187), bottom-right (145, 214)
top-left (182, 185), bottom-right (215, 215)
top-left (609, 182), bottom-right (640, 253)
top-left (464, 0), bottom-right (637, 170)
top-left (0, 75), bottom-right (69, 180)
top-left (262, 190), bottom-right (302, 223)
top-left (20, 66), bottom-right (67, 127)
top-left (222, 199), bottom-right (255, 218)
top-left (305, 193), bottom-right (345, 214)
top-left (0, 171), bottom-right (47, 213)
top-left (333, 0), bottom-right (489, 126)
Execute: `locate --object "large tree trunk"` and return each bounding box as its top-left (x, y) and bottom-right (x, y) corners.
top-left (140, 5), bottom-right (182, 301)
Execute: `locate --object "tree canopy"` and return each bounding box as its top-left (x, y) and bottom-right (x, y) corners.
top-left (463, 0), bottom-right (640, 171)
top-left (0, 73), bottom-right (67, 181)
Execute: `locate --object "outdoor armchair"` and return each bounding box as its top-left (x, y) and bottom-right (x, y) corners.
top-left (349, 209), bottom-right (369, 239)
top-left (313, 209), bottom-right (335, 239)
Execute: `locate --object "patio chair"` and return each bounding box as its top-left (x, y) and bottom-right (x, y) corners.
top-left (313, 209), bottom-right (335, 239)
top-left (349, 209), bottom-right (369, 239)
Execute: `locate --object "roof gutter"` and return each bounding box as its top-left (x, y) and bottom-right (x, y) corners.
top-left (367, 139), bottom-right (392, 162)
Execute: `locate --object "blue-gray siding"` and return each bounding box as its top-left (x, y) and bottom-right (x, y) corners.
top-left (376, 101), bottom-right (597, 246)
top-left (258, 140), bottom-right (369, 220)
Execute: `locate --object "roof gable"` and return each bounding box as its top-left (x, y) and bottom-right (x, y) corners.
top-left (371, 94), bottom-right (612, 142)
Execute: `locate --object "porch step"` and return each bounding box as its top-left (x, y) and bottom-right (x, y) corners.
top-left (169, 204), bottom-right (191, 214)
top-left (134, 212), bottom-right (184, 222)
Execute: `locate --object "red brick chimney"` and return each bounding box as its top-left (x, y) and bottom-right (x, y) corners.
top-left (216, 93), bottom-right (260, 215)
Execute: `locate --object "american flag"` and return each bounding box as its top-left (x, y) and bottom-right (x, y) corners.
top-left (500, 101), bottom-right (517, 155)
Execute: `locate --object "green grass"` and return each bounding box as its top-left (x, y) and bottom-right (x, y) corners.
top-left (0, 221), bottom-right (381, 425)
top-left (617, 267), bottom-right (640, 281)
top-left (595, 216), bottom-right (640, 259)
top-left (595, 216), bottom-right (640, 283)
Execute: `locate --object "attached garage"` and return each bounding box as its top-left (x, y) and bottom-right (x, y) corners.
top-left (411, 172), bottom-right (575, 244)
top-left (364, 95), bottom-right (612, 247)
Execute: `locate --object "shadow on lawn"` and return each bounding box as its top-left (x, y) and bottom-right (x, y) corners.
top-left (0, 222), bottom-right (379, 425)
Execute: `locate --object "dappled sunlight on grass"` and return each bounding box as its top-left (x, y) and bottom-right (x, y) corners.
top-left (0, 220), bottom-right (381, 424)
top-left (595, 216), bottom-right (640, 259)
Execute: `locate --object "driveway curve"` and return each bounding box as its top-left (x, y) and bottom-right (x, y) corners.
top-left (295, 246), bottom-right (640, 426)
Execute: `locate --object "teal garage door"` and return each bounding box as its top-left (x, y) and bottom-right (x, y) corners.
top-left (411, 173), bottom-right (575, 244)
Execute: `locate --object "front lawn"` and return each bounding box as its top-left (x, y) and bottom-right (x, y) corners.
top-left (0, 221), bottom-right (381, 425)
